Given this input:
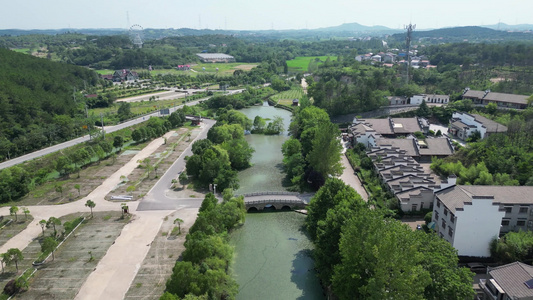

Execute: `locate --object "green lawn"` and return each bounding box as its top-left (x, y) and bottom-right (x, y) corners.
top-left (10, 48), bottom-right (31, 53)
top-left (271, 87), bottom-right (305, 106)
top-left (286, 56), bottom-right (336, 72)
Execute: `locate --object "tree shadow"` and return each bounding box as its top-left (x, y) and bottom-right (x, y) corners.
top-left (290, 249), bottom-right (324, 300)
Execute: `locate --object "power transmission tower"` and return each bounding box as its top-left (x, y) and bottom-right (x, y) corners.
top-left (405, 23), bottom-right (416, 84)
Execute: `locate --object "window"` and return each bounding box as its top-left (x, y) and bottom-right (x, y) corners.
top-left (520, 207), bottom-right (529, 214)
top-left (441, 219), bottom-right (446, 229)
top-left (448, 227), bottom-right (453, 237)
top-left (501, 219), bottom-right (510, 226)
top-left (450, 214), bottom-right (455, 223)
top-left (504, 206), bottom-right (512, 213)
top-left (517, 220), bottom-right (526, 226)
top-left (437, 200), bottom-right (441, 208)
top-left (412, 204), bottom-right (417, 211)
top-left (444, 209), bottom-right (448, 216)
top-left (435, 212), bottom-right (439, 221)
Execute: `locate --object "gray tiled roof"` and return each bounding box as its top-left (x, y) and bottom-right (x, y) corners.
top-left (376, 138), bottom-right (419, 157)
top-left (470, 114), bottom-right (508, 133)
top-left (391, 118), bottom-right (423, 134)
top-left (419, 138), bottom-right (454, 156)
top-left (484, 92), bottom-right (529, 105)
top-left (436, 185), bottom-right (533, 213)
top-left (463, 89), bottom-right (487, 99)
top-left (361, 119), bottom-right (394, 135)
top-left (489, 262), bottom-right (533, 299)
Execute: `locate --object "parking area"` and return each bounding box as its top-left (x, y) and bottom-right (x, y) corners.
top-left (15, 212), bottom-right (128, 299)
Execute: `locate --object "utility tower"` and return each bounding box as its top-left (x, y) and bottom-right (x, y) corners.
top-left (405, 23), bottom-right (416, 84)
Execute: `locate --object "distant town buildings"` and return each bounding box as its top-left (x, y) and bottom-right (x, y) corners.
top-left (196, 53), bottom-right (235, 63)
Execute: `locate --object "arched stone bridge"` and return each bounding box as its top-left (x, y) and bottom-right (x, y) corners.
top-left (239, 192), bottom-right (313, 212)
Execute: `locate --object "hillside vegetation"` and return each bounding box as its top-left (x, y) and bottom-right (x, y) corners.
top-left (0, 48), bottom-right (99, 160)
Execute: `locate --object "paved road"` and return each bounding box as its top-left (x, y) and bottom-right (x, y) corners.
top-left (137, 119), bottom-right (216, 211)
top-left (0, 90), bottom-right (243, 171)
top-left (340, 153), bottom-right (369, 202)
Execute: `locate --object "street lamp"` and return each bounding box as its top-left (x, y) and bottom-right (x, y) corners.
top-left (213, 184), bottom-right (217, 195)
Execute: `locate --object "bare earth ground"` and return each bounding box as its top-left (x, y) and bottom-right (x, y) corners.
top-left (109, 127), bottom-right (194, 200)
top-left (233, 64), bottom-right (257, 71)
top-left (16, 211), bottom-right (129, 300)
top-left (14, 150), bottom-right (137, 207)
top-left (0, 216), bottom-right (34, 247)
top-left (124, 208), bottom-right (199, 299)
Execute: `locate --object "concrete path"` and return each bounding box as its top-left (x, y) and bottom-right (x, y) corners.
top-left (339, 154), bottom-right (369, 201)
top-left (75, 210), bottom-right (174, 300)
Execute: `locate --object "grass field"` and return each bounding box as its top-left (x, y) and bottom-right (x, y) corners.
top-left (286, 56), bottom-right (336, 72)
top-left (271, 87), bottom-right (305, 106)
top-left (11, 48), bottom-right (31, 53)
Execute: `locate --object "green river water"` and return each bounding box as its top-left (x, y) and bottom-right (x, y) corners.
top-left (230, 104), bottom-right (324, 300)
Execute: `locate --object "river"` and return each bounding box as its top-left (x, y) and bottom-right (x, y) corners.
top-left (230, 103), bottom-right (324, 300)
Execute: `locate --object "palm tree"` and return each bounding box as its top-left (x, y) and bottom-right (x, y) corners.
top-left (5, 248), bottom-right (23, 272)
top-left (38, 219), bottom-right (47, 236)
top-left (85, 200), bottom-right (96, 218)
top-left (174, 218), bottom-right (184, 235)
top-left (9, 206), bottom-right (18, 222)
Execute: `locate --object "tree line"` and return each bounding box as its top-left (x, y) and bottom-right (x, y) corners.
top-left (161, 191), bottom-right (246, 300)
top-left (306, 178), bottom-right (475, 299)
top-left (282, 106), bottom-right (343, 190)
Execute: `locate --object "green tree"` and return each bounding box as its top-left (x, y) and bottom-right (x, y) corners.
top-left (9, 206), bottom-right (19, 222)
top-left (85, 199), bottom-right (96, 218)
top-left (117, 102), bottom-right (132, 121)
top-left (5, 248), bottom-right (23, 272)
top-left (252, 115), bottom-right (266, 132)
top-left (174, 218), bottom-right (184, 235)
top-left (22, 207), bottom-right (29, 220)
top-left (55, 184), bottom-right (63, 198)
top-left (41, 236), bottom-right (59, 261)
top-left (39, 219), bottom-right (47, 236)
top-left (113, 136), bottom-right (124, 152)
top-left (46, 217), bottom-right (61, 237)
top-left (74, 184), bottom-right (81, 196)
top-left (306, 121), bottom-right (344, 180)
top-left (416, 100), bottom-right (431, 117)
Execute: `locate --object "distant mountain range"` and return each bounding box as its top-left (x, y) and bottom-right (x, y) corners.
top-left (1, 22), bottom-right (532, 41)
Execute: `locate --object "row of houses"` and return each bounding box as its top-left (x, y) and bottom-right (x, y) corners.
top-left (356, 52), bottom-right (437, 69)
top-left (463, 88), bottom-right (530, 110)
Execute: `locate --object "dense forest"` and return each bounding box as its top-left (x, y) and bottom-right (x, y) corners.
top-left (0, 48), bottom-right (100, 160)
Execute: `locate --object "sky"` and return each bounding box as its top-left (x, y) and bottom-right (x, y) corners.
top-left (2, 0), bottom-right (531, 31)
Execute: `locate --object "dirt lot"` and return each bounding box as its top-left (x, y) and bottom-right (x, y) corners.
top-left (108, 127), bottom-right (197, 200)
top-left (14, 211), bottom-right (129, 300)
top-left (124, 208), bottom-right (198, 300)
top-left (13, 152), bottom-right (136, 207)
top-left (0, 215), bottom-right (34, 247)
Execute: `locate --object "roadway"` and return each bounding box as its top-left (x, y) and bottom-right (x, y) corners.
top-left (0, 89), bottom-right (243, 171)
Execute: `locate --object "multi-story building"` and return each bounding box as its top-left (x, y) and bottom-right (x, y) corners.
top-left (462, 88), bottom-right (530, 110)
top-left (433, 185), bottom-right (533, 257)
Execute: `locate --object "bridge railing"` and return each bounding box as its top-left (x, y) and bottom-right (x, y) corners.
top-left (245, 199), bottom-right (305, 205)
top-left (238, 191), bottom-right (299, 197)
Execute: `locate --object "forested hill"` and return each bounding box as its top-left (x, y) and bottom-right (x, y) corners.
top-left (391, 26), bottom-right (533, 43)
top-left (0, 48), bottom-right (99, 158)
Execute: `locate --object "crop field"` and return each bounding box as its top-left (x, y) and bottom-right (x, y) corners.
top-left (286, 56), bottom-right (336, 72)
top-left (271, 87), bottom-right (305, 106)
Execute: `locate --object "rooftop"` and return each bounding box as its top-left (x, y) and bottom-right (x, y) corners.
top-left (489, 262), bottom-right (533, 299)
top-left (436, 185), bottom-right (533, 213)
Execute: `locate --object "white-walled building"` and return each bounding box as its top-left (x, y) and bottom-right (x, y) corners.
top-left (449, 112), bottom-right (507, 140)
top-left (410, 94), bottom-right (450, 105)
top-left (433, 185), bottom-right (533, 257)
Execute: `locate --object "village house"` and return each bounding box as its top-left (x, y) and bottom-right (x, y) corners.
top-left (449, 112), bottom-right (507, 140)
top-left (107, 69), bottom-right (139, 82)
top-left (176, 65), bottom-right (191, 70)
top-left (432, 185), bottom-right (533, 257)
top-left (410, 94), bottom-right (450, 105)
top-left (480, 262), bottom-right (533, 300)
top-left (350, 117), bottom-right (429, 140)
top-left (462, 88), bottom-right (530, 109)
